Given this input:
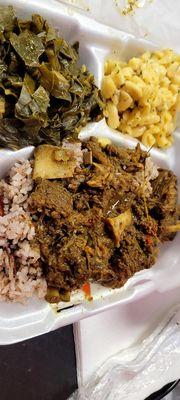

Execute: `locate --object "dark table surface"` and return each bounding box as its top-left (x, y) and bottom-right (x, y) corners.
top-left (0, 325), bottom-right (77, 400)
top-left (0, 325), bottom-right (177, 400)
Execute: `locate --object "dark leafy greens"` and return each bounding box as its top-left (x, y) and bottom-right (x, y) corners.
top-left (10, 30), bottom-right (45, 67)
top-left (0, 5), bottom-right (16, 34)
top-left (0, 6), bottom-right (103, 149)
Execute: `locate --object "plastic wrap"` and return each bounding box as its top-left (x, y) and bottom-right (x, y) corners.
top-left (69, 307), bottom-right (180, 400)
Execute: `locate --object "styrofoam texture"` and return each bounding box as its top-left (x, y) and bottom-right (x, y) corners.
top-left (0, 0), bottom-right (179, 344)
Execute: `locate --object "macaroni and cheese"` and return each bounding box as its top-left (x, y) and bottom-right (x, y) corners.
top-left (102, 49), bottom-right (180, 148)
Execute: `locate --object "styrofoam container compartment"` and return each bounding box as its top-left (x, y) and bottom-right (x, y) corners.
top-left (0, 0), bottom-right (179, 344)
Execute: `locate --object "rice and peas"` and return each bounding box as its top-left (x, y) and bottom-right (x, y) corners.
top-left (0, 159), bottom-right (47, 302)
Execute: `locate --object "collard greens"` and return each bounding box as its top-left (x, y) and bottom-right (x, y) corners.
top-left (10, 31), bottom-right (45, 67)
top-left (0, 5), bottom-right (15, 34)
top-left (0, 6), bottom-right (103, 149)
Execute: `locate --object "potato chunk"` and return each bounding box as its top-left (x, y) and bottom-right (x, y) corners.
top-left (33, 144), bottom-right (77, 180)
top-left (106, 209), bottom-right (132, 247)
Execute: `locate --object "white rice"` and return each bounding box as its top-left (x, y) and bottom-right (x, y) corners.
top-left (62, 140), bottom-right (83, 165)
top-left (133, 156), bottom-right (159, 197)
top-left (0, 160), bottom-right (47, 303)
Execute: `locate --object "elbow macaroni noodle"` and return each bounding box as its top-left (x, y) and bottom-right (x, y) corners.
top-left (102, 49), bottom-right (180, 148)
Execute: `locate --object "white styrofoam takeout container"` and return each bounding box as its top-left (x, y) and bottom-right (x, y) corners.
top-left (0, 0), bottom-right (179, 345)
